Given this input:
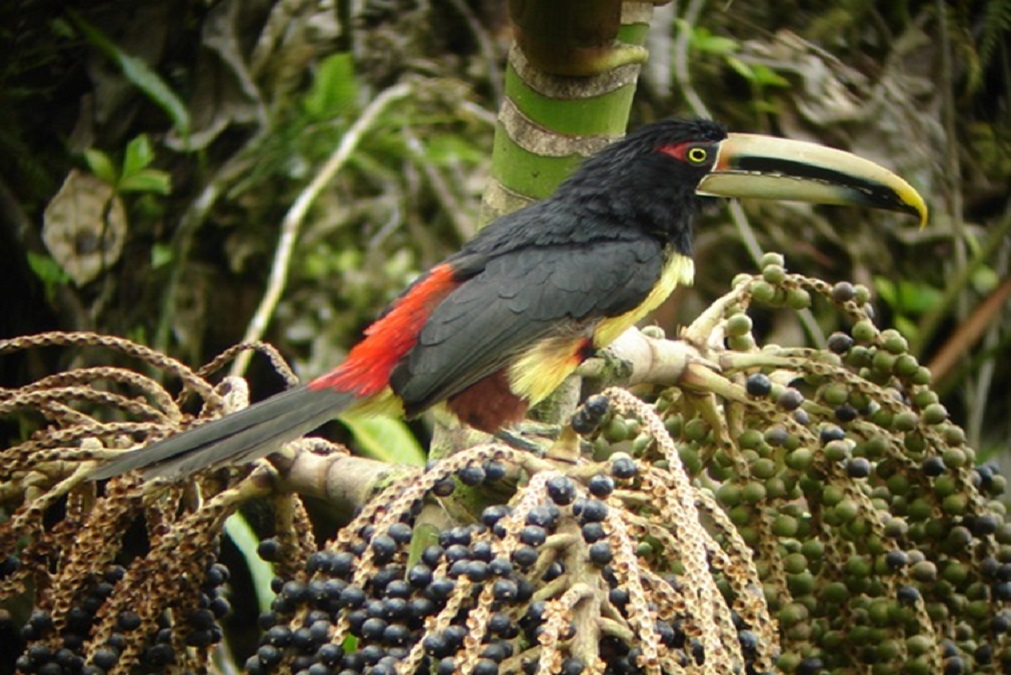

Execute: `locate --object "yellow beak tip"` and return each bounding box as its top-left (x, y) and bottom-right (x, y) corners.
top-left (907, 194), bottom-right (929, 229)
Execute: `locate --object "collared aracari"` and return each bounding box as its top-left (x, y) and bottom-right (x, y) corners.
top-left (90, 118), bottom-right (926, 480)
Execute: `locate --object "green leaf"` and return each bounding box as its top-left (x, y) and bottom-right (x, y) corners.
top-left (150, 242), bottom-right (173, 269)
top-left (972, 266), bottom-right (999, 294)
top-left (117, 168), bottom-right (171, 195)
top-left (70, 11), bottom-right (190, 136)
top-left (26, 250), bottom-right (71, 303)
top-left (689, 26), bottom-right (740, 55)
top-left (750, 64), bottom-right (791, 88)
top-left (304, 52), bottom-right (358, 120)
top-left (339, 415), bottom-right (426, 466)
top-left (122, 134), bottom-right (155, 179)
top-left (223, 513), bottom-right (275, 613)
top-left (700, 36), bottom-right (740, 55)
top-left (83, 148), bottom-right (118, 185)
top-left (874, 276), bottom-right (897, 307)
top-left (725, 56), bottom-right (756, 82)
top-left (895, 315), bottom-right (920, 343)
top-left (424, 134), bottom-right (484, 166)
top-left (876, 276), bottom-right (942, 315)
top-left (26, 251), bottom-right (70, 285)
top-left (895, 281), bottom-right (942, 315)
top-left (50, 17), bottom-right (75, 39)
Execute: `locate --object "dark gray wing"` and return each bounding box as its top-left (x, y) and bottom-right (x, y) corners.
top-left (390, 237), bottom-right (666, 414)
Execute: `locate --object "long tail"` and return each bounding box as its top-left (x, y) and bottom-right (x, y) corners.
top-left (89, 385), bottom-right (357, 481)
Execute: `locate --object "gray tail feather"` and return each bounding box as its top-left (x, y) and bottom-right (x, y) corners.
top-left (88, 385), bottom-right (357, 481)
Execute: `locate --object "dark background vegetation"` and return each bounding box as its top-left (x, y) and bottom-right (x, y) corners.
top-left (0, 1), bottom-right (1008, 456)
top-left (0, 2), bottom-right (1009, 673)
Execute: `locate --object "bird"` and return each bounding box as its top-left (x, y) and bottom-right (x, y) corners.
top-left (89, 118), bottom-right (926, 480)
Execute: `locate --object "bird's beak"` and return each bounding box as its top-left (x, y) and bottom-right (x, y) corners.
top-left (696, 133), bottom-right (928, 226)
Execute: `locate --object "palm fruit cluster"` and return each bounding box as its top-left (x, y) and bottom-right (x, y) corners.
top-left (235, 420), bottom-right (778, 675)
top-left (0, 335), bottom-right (283, 674)
top-left (1, 255), bottom-right (1009, 674)
top-left (635, 252), bottom-right (1009, 673)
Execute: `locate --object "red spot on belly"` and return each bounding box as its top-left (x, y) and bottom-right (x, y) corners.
top-left (310, 264), bottom-right (460, 397)
top-left (448, 370), bottom-right (528, 433)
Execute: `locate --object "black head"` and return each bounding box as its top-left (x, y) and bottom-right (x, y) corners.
top-left (555, 118), bottom-right (729, 255)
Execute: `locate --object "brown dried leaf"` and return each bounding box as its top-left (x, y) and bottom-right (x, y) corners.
top-left (42, 170), bottom-right (126, 286)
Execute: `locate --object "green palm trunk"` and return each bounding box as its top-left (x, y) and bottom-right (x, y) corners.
top-left (483, 0), bottom-right (662, 220)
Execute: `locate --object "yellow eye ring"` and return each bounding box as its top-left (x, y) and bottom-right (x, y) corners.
top-left (687, 146), bottom-right (708, 164)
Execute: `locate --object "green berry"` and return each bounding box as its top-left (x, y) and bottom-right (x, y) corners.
top-left (822, 485), bottom-right (845, 506)
top-left (893, 411), bottom-right (919, 432)
top-left (726, 313), bottom-right (753, 337)
top-left (845, 555), bottom-right (872, 578)
top-left (772, 514), bottom-right (799, 537)
top-left (738, 428), bottom-right (764, 449)
top-left (872, 349), bottom-right (896, 374)
top-left (716, 482), bottom-right (742, 507)
top-left (678, 446), bottom-right (702, 475)
top-left (785, 447), bottom-right (814, 471)
top-left (776, 652), bottom-right (801, 671)
top-left (742, 482), bottom-right (767, 504)
top-left (912, 389), bottom-right (939, 408)
top-left (869, 408), bottom-right (893, 429)
top-left (683, 418), bottom-right (708, 442)
top-left (752, 458), bottom-right (778, 480)
top-left (880, 329), bottom-right (908, 354)
top-left (732, 273), bottom-right (752, 287)
top-left (845, 345), bottom-right (873, 367)
top-left (854, 284), bottom-right (872, 304)
top-left (729, 505), bottom-right (752, 526)
top-left (894, 354), bottom-right (919, 377)
top-left (922, 403), bottom-right (948, 425)
top-left (941, 494), bottom-right (968, 515)
top-left (820, 383), bottom-right (849, 407)
top-left (604, 417), bottom-right (629, 442)
top-left (906, 634), bottom-right (933, 656)
top-left (762, 264), bottom-right (787, 284)
top-left (834, 499), bottom-right (860, 522)
top-left (751, 281), bottom-right (776, 304)
top-left (886, 474), bottom-right (910, 496)
top-left (786, 287), bottom-right (811, 309)
top-left (778, 602), bottom-right (809, 627)
top-left (824, 440), bottom-right (851, 462)
top-left (729, 334), bottom-right (757, 351)
top-left (852, 320), bottom-right (877, 343)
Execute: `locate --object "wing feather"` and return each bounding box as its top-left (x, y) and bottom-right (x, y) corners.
top-left (390, 237), bottom-right (666, 414)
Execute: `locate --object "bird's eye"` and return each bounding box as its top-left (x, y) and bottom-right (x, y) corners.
top-left (687, 146), bottom-right (709, 164)
top-left (658, 141), bottom-right (717, 166)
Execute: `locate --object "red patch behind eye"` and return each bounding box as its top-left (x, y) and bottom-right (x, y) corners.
top-left (659, 142), bottom-right (693, 162)
top-left (310, 263), bottom-right (460, 397)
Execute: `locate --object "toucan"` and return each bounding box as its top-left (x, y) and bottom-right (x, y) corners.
top-left (90, 118), bottom-right (926, 480)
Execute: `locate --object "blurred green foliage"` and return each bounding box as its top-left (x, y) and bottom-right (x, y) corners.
top-left (0, 0), bottom-right (1007, 484)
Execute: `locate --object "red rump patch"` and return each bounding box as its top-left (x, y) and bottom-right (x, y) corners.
top-left (309, 263), bottom-right (460, 397)
top-left (448, 370), bottom-right (528, 433)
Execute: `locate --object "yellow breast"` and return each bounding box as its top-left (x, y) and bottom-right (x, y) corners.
top-left (592, 252), bottom-right (694, 347)
top-left (508, 251), bottom-right (694, 407)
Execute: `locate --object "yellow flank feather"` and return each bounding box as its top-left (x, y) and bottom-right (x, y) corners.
top-left (508, 251), bottom-right (694, 407)
top-left (508, 334), bottom-right (588, 407)
top-left (344, 387), bottom-right (403, 418)
top-left (593, 252), bottom-right (694, 347)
